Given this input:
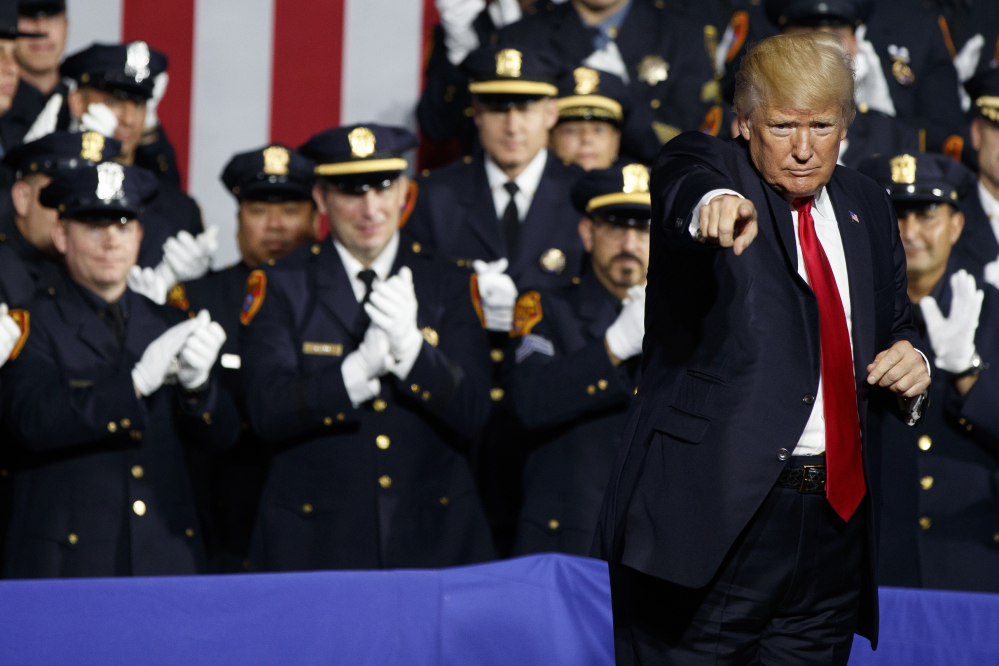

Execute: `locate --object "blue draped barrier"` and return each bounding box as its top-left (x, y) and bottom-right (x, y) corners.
top-left (0, 554), bottom-right (997, 665)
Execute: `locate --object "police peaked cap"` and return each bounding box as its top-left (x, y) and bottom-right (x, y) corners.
top-left (765, 0), bottom-right (873, 28)
top-left (221, 144), bottom-right (316, 202)
top-left (571, 163), bottom-right (653, 223)
top-left (40, 162), bottom-right (159, 221)
top-left (556, 67), bottom-right (630, 126)
top-left (858, 153), bottom-right (975, 208)
top-left (61, 41), bottom-right (168, 100)
top-left (3, 131), bottom-right (122, 177)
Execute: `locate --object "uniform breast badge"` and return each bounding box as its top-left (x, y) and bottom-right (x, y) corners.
top-left (637, 55), bottom-right (669, 86)
top-left (888, 45), bottom-right (914, 86)
top-left (539, 248), bottom-right (566, 275)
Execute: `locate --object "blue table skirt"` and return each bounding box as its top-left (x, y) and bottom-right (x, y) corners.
top-left (0, 553), bottom-right (995, 665)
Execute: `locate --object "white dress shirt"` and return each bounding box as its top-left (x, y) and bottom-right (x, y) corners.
top-left (333, 231), bottom-right (400, 302)
top-left (484, 148), bottom-right (548, 222)
top-left (978, 180), bottom-right (999, 244)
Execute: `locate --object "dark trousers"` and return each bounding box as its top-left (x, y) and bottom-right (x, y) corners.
top-left (611, 465), bottom-right (865, 665)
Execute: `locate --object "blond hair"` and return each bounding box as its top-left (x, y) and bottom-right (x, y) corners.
top-left (734, 32), bottom-right (856, 126)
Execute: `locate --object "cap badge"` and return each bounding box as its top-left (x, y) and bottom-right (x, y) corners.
top-left (539, 248), bottom-right (566, 275)
top-left (622, 164), bottom-right (650, 194)
top-left (573, 67), bottom-right (600, 95)
top-left (976, 96), bottom-right (999, 123)
top-left (80, 132), bottom-right (105, 162)
top-left (348, 127), bottom-right (376, 159)
top-left (495, 49), bottom-right (523, 78)
top-left (262, 146), bottom-right (290, 176)
top-left (96, 162), bottom-right (125, 202)
top-left (125, 41), bottom-right (151, 83)
top-left (890, 154), bottom-right (917, 185)
top-left (638, 55), bottom-right (669, 86)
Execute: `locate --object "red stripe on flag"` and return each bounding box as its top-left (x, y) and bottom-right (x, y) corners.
top-left (270, 0), bottom-right (345, 148)
top-left (122, 0), bottom-right (195, 191)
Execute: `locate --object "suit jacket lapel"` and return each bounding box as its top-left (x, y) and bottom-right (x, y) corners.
top-left (315, 240), bottom-right (364, 341)
top-left (459, 159), bottom-right (505, 260)
top-left (761, 183), bottom-right (800, 273)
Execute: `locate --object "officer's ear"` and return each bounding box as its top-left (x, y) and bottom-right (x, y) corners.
top-left (542, 97), bottom-right (559, 132)
top-left (948, 209), bottom-right (965, 246)
top-left (312, 182), bottom-right (330, 216)
top-left (51, 220), bottom-right (68, 255)
top-left (10, 180), bottom-right (33, 217)
top-left (578, 216), bottom-right (594, 253)
top-left (971, 117), bottom-right (986, 152)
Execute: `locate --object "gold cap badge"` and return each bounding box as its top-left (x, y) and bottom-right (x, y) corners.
top-left (262, 145), bottom-right (290, 176)
top-left (977, 96), bottom-right (999, 122)
top-left (80, 132), bottom-right (105, 162)
top-left (622, 164), bottom-right (650, 194)
top-left (573, 67), bottom-right (600, 95)
top-left (348, 127), bottom-right (376, 159)
top-left (890, 154), bottom-right (917, 185)
top-left (495, 49), bottom-right (523, 78)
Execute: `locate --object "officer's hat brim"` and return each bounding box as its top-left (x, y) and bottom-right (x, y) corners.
top-left (470, 81), bottom-right (558, 107)
top-left (886, 186), bottom-right (960, 209)
top-left (584, 192), bottom-right (652, 216)
top-left (317, 169), bottom-right (406, 194)
top-left (557, 95), bottom-right (624, 125)
top-left (234, 180), bottom-right (315, 203)
top-left (78, 74), bottom-right (153, 101)
top-left (18, 1), bottom-right (65, 17)
top-left (56, 200), bottom-right (147, 222)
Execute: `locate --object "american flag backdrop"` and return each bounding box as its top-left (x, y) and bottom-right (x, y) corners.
top-left (66, 0), bottom-right (439, 267)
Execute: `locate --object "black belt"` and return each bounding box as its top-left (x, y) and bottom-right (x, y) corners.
top-left (775, 463), bottom-right (827, 494)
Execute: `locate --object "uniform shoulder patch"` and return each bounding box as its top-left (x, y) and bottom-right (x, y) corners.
top-left (700, 105), bottom-right (723, 137)
top-left (8, 309), bottom-right (29, 360)
top-left (398, 180), bottom-right (419, 229)
top-left (470, 273), bottom-right (486, 329)
top-left (167, 283), bottom-right (190, 311)
top-left (942, 135), bottom-right (964, 163)
top-left (726, 11), bottom-right (749, 64)
top-left (240, 270), bottom-right (267, 326)
top-left (511, 291), bottom-right (543, 338)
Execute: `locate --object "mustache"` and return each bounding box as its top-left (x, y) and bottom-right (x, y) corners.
top-left (611, 252), bottom-right (643, 264)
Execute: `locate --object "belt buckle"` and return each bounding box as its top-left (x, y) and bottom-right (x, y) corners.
top-left (799, 464), bottom-right (826, 493)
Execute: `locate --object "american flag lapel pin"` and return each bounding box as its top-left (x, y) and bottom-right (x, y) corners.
top-left (850, 211), bottom-right (860, 223)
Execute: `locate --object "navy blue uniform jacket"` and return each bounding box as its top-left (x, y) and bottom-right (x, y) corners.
top-left (1, 275), bottom-right (241, 578)
top-left (951, 187), bottom-right (998, 282)
top-left (593, 132), bottom-right (922, 644)
top-left (404, 152), bottom-right (584, 291)
top-left (241, 239), bottom-right (496, 570)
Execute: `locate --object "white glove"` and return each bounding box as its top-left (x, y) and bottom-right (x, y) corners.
top-left (920, 270), bottom-right (984, 373)
top-left (132, 317), bottom-right (201, 396)
top-left (127, 263), bottom-right (177, 305)
top-left (341, 325), bottom-right (394, 406)
top-left (162, 227), bottom-right (219, 282)
top-left (177, 310), bottom-right (227, 390)
top-left (984, 259), bottom-right (999, 290)
top-left (853, 26), bottom-right (896, 117)
top-left (0, 304), bottom-right (22, 367)
top-left (955, 34), bottom-right (985, 112)
top-left (23, 93), bottom-right (64, 143)
top-left (365, 266), bottom-right (424, 380)
top-left (605, 284), bottom-right (646, 361)
top-left (472, 258), bottom-right (518, 332)
top-left (80, 102), bottom-right (118, 138)
top-left (486, 0), bottom-right (522, 29)
top-left (143, 71), bottom-right (169, 131)
top-left (437, 0), bottom-right (485, 66)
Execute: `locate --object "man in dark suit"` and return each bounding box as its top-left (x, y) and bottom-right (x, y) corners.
top-left (241, 124), bottom-right (495, 571)
top-left (860, 152), bottom-right (999, 593)
top-left (595, 33), bottom-right (930, 663)
top-left (1, 162), bottom-right (239, 578)
top-left (169, 143), bottom-right (318, 572)
top-left (506, 163), bottom-right (647, 557)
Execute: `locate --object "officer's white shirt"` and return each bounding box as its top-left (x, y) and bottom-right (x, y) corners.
top-left (978, 180), bottom-right (999, 245)
top-left (484, 148), bottom-right (548, 222)
top-left (333, 231), bottom-right (400, 302)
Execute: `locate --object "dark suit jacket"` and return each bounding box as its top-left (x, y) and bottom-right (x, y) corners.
top-left (880, 268), bottom-right (999, 593)
top-left (241, 239), bottom-right (496, 571)
top-left (1, 275), bottom-right (241, 578)
top-left (404, 151), bottom-right (584, 292)
top-left (593, 132), bottom-right (922, 643)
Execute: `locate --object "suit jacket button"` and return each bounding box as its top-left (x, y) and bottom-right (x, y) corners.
top-left (802, 393), bottom-right (815, 405)
top-left (548, 519), bottom-right (560, 531)
top-left (133, 500), bottom-right (146, 516)
top-left (379, 475), bottom-right (392, 489)
top-left (376, 435), bottom-right (391, 450)
top-left (919, 516), bottom-right (932, 530)
top-left (131, 465), bottom-right (144, 479)
top-left (68, 533), bottom-right (79, 545)
top-left (777, 448), bottom-right (790, 461)
top-left (918, 435), bottom-right (932, 450)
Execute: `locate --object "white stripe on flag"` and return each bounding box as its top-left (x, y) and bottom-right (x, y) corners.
top-left (65, 0), bottom-right (123, 54)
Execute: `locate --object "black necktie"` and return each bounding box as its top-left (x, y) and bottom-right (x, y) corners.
top-left (104, 301), bottom-right (127, 348)
top-left (357, 269), bottom-right (377, 330)
top-left (502, 181), bottom-right (520, 254)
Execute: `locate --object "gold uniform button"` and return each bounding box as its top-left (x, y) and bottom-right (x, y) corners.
top-left (311, 244), bottom-right (321, 255)
top-left (202, 412), bottom-right (212, 425)
top-left (130, 430), bottom-right (142, 441)
top-left (919, 516), bottom-right (932, 530)
top-left (994, 533), bottom-right (999, 543)
top-left (133, 500), bottom-right (146, 516)
top-left (572, 277), bottom-right (581, 285)
top-left (440, 496), bottom-right (450, 506)
top-left (131, 465), bottom-right (144, 479)
top-left (48, 287), bottom-right (56, 295)
top-left (966, 424), bottom-right (973, 432)
top-left (411, 242), bottom-right (422, 253)
top-left (918, 435), bottom-right (932, 451)
top-left (107, 422), bottom-right (118, 433)
top-left (411, 384), bottom-right (420, 393)
top-left (68, 533), bottom-right (79, 545)
top-left (0, 468), bottom-right (7, 477)
top-left (373, 399), bottom-right (387, 412)
top-left (376, 435), bottom-right (391, 450)
top-left (586, 385), bottom-right (596, 395)
top-left (302, 503), bottom-right (313, 514)
top-left (185, 528), bottom-right (195, 538)
top-left (490, 387), bottom-right (505, 401)
top-left (422, 390), bottom-right (431, 401)
top-left (336, 413), bottom-right (346, 422)
top-left (650, 99), bottom-right (661, 109)
top-left (598, 379), bottom-right (608, 390)
top-left (267, 259), bottom-right (276, 266)
top-left (463, 153), bottom-right (473, 161)
top-left (920, 476), bottom-right (934, 490)
top-left (323, 416), bottom-right (333, 426)
top-left (548, 519), bottom-right (560, 531)
top-left (120, 418), bottom-right (131, 428)
top-left (379, 475), bottom-right (392, 489)
top-left (634, 387), bottom-right (639, 395)
top-left (490, 349), bottom-right (504, 363)
top-left (959, 418), bottom-right (967, 425)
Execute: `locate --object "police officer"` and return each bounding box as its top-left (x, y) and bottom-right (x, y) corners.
top-left (953, 69), bottom-right (999, 282)
top-left (58, 42), bottom-right (213, 271)
top-left (0, 131), bottom-right (118, 307)
top-left (505, 163), bottom-right (647, 556)
top-left (550, 66), bottom-right (630, 171)
top-left (500, 0), bottom-right (720, 162)
top-left (1, 162), bottom-right (239, 578)
top-left (241, 124), bottom-right (495, 570)
top-left (0, 0), bottom-right (44, 173)
top-left (934, 0), bottom-right (999, 115)
top-left (860, 152), bottom-right (999, 592)
top-left (171, 144), bottom-right (318, 572)
top-left (15, 0), bottom-right (65, 97)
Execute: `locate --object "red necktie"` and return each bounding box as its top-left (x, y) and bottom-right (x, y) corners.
top-left (793, 197), bottom-right (865, 522)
